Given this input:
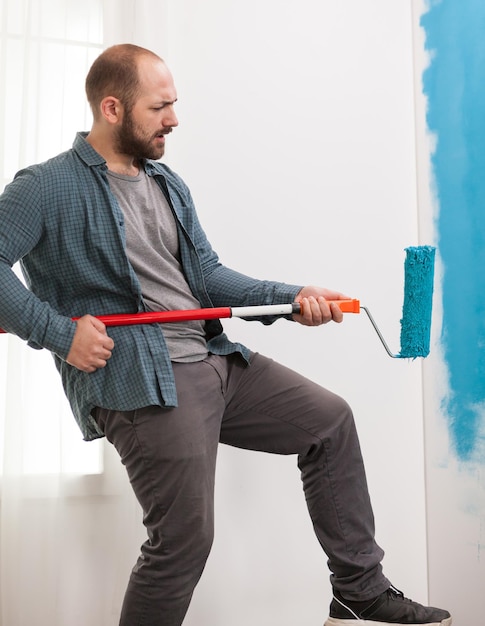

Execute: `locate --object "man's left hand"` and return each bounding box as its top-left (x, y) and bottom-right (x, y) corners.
top-left (293, 286), bottom-right (350, 326)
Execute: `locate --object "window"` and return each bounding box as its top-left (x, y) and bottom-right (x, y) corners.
top-left (0, 0), bottom-right (104, 476)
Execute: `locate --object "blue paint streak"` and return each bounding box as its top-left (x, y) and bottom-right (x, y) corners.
top-left (422, 0), bottom-right (485, 460)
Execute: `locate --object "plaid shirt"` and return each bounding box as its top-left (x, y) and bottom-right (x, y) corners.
top-left (0, 133), bottom-right (302, 440)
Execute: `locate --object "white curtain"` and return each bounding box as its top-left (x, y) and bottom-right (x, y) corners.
top-left (0, 2), bottom-right (146, 625)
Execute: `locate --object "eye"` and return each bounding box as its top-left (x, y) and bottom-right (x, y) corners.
top-left (152, 100), bottom-right (177, 111)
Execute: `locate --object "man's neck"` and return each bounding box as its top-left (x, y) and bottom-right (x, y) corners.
top-left (85, 131), bottom-right (139, 176)
top-left (106, 160), bottom-right (140, 177)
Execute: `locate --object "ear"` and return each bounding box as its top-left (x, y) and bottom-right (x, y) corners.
top-left (99, 96), bottom-right (123, 124)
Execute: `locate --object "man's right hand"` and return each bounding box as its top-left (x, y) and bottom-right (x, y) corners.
top-left (66, 315), bottom-right (115, 373)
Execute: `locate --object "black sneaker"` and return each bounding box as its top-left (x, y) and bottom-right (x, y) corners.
top-left (324, 585), bottom-right (452, 625)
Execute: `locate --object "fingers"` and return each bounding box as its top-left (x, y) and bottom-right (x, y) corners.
top-left (89, 342), bottom-right (113, 370)
top-left (66, 315), bottom-right (115, 373)
top-left (296, 296), bottom-right (344, 326)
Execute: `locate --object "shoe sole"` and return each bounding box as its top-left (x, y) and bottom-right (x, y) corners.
top-left (324, 618), bottom-right (452, 626)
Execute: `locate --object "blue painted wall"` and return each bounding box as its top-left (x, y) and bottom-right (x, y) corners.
top-left (422, 0), bottom-right (485, 460)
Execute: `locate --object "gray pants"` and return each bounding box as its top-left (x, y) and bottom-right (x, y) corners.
top-left (94, 352), bottom-right (389, 626)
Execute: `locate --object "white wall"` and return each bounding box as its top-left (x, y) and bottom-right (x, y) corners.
top-left (7, 0), bottom-right (480, 623)
top-left (104, 2), bottom-right (430, 624)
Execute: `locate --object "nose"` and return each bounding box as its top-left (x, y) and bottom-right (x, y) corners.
top-left (164, 106), bottom-right (179, 128)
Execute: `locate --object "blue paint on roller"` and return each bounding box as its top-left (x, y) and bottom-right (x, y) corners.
top-left (360, 246), bottom-right (435, 360)
top-left (399, 246), bottom-right (436, 359)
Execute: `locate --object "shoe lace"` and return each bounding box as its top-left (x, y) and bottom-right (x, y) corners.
top-left (387, 585), bottom-right (412, 604)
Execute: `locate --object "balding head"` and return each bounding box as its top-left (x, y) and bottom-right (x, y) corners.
top-left (85, 44), bottom-right (164, 119)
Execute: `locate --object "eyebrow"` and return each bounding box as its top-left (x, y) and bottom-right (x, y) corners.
top-left (156, 98), bottom-right (178, 106)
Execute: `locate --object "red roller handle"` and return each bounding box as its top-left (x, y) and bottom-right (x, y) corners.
top-left (0, 299), bottom-right (360, 333)
top-left (74, 306), bottom-right (234, 327)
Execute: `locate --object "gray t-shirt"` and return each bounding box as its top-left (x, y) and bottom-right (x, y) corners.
top-left (107, 168), bottom-right (208, 362)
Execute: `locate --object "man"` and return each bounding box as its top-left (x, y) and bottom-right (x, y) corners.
top-left (0, 44), bottom-right (451, 626)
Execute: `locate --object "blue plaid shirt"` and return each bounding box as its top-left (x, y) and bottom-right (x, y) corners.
top-left (0, 133), bottom-right (302, 440)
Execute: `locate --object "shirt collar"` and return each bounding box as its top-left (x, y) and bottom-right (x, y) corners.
top-left (73, 132), bottom-right (107, 168)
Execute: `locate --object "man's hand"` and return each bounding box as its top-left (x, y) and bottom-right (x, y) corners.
top-left (66, 315), bottom-right (115, 373)
top-left (293, 286), bottom-right (350, 326)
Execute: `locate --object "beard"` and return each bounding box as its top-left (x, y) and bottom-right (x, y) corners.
top-left (115, 109), bottom-right (168, 161)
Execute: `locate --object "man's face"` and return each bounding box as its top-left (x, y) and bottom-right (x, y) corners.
top-left (115, 57), bottom-right (178, 161)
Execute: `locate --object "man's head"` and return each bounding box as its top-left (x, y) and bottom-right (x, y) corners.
top-left (86, 44), bottom-right (178, 161)
top-left (86, 44), bottom-right (162, 117)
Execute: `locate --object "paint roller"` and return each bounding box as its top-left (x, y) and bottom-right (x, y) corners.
top-left (343, 245), bottom-right (435, 358)
top-left (0, 246), bottom-right (435, 359)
